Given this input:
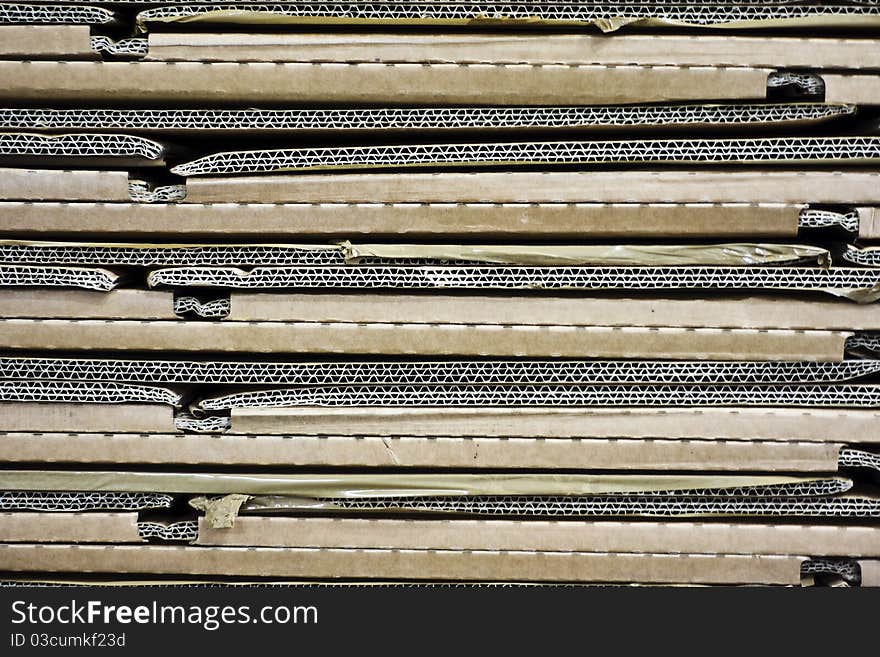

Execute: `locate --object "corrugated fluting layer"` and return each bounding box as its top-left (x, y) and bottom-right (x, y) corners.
top-left (2, 0), bottom-right (880, 588)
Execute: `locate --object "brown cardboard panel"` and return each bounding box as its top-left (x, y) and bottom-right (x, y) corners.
top-left (0, 320), bottom-right (850, 360)
top-left (0, 61), bottom-right (771, 105)
top-left (0, 26), bottom-right (96, 60)
top-left (859, 560), bottom-right (880, 587)
top-left (184, 171), bottom-right (880, 205)
top-left (0, 433), bottom-right (842, 471)
top-left (824, 74), bottom-right (880, 105)
top-left (0, 202), bottom-right (804, 239)
top-left (0, 403), bottom-right (174, 433)
top-left (196, 518), bottom-right (880, 557)
top-left (0, 169), bottom-right (130, 202)
top-left (0, 513), bottom-right (141, 544)
top-left (858, 207), bottom-right (880, 240)
top-left (0, 544), bottom-right (804, 584)
top-left (228, 294), bottom-right (880, 330)
top-left (0, 289), bottom-right (175, 319)
top-left (146, 32), bottom-right (880, 68)
top-left (228, 406), bottom-right (880, 442)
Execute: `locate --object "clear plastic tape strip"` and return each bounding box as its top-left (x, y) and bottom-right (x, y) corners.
top-left (0, 380), bottom-right (181, 406)
top-left (0, 104), bottom-right (855, 132)
top-left (3, 358), bottom-right (880, 385)
top-left (0, 492), bottom-right (172, 512)
top-left (196, 384), bottom-right (880, 410)
top-left (171, 137), bottom-right (880, 176)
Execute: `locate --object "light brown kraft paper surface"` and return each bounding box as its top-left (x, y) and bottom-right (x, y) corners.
top-left (0, 321), bottom-right (851, 360)
top-left (226, 407), bottom-right (880, 442)
top-left (0, 434), bottom-right (843, 471)
top-left (228, 294), bottom-right (880, 330)
top-left (0, 26), bottom-right (96, 60)
top-left (0, 290), bottom-right (176, 320)
top-left (0, 169), bottom-right (130, 202)
top-left (0, 513), bottom-right (142, 544)
top-left (0, 202), bottom-right (803, 239)
top-left (0, 544), bottom-right (805, 585)
top-left (196, 517), bottom-right (880, 557)
top-left (0, 403), bottom-right (175, 434)
top-left (146, 32), bottom-right (880, 68)
top-left (183, 171), bottom-right (880, 204)
top-left (0, 61), bottom-right (771, 104)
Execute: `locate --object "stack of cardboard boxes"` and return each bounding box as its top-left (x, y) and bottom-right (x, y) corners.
top-left (1, 0), bottom-right (880, 586)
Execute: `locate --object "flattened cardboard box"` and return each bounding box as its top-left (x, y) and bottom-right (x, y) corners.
top-left (0, 433), bottom-right (843, 471)
top-left (131, 2), bottom-right (880, 32)
top-left (5, 170), bottom-right (880, 206)
top-left (224, 406), bottom-right (880, 443)
top-left (5, 291), bottom-right (880, 330)
top-left (0, 202), bottom-right (808, 239)
top-left (143, 32), bottom-right (880, 69)
top-left (0, 320), bottom-right (853, 360)
top-left (181, 171), bottom-right (880, 205)
top-left (0, 544), bottom-right (806, 585)
top-left (0, 61), bottom-right (775, 105)
top-left (195, 518), bottom-right (880, 558)
top-left (226, 294), bottom-right (880, 331)
top-left (0, 104), bottom-right (855, 135)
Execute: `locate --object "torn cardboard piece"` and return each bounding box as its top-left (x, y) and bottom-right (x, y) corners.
top-left (0, 4), bottom-right (115, 26)
top-left (0, 265), bottom-right (121, 291)
top-left (0, 433), bottom-right (844, 472)
top-left (0, 133), bottom-right (166, 167)
top-left (0, 544), bottom-right (808, 585)
top-left (0, 380), bottom-right (181, 406)
top-left (0, 320), bottom-right (854, 360)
